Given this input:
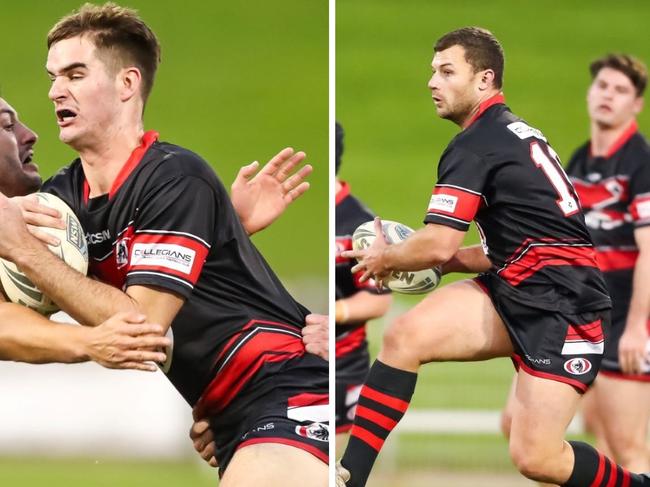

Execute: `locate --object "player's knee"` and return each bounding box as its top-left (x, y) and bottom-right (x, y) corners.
top-left (609, 435), bottom-right (648, 468)
top-left (382, 314), bottom-right (418, 357)
top-left (509, 440), bottom-right (550, 481)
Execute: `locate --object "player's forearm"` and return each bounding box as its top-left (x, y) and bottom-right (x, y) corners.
top-left (336, 293), bottom-right (392, 325)
top-left (12, 242), bottom-right (138, 326)
top-left (0, 303), bottom-right (88, 363)
top-left (625, 249), bottom-right (650, 329)
top-left (382, 225), bottom-right (458, 272)
top-left (441, 245), bottom-right (492, 275)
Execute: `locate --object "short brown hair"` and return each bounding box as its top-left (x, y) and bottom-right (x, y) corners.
top-left (590, 54), bottom-right (647, 97)
top-left (435, 27), bottom-right (504, 89)
top-left (47, 2), bottom-right (161, 105)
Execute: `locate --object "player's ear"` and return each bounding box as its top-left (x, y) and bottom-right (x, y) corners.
top-left (633, 94), bottom-right (644, 116)
top-left (478, 69), bottom-right (495, 91)
top-left (119, 66), bottom-right (142, 102)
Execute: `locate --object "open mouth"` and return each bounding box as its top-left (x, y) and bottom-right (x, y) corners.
top-left (22, 153), bottom-right (33, 165)
top-left (56, 108), bottom-right (78, 123)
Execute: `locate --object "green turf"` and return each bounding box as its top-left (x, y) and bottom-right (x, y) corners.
top-left (0, 459), bottom-right (217, 487)
top-left (0, 0), bottom-right (328, 300)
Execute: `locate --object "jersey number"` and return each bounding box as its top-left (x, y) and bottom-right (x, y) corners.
top-left (530, 141), bottom-right (579, 216)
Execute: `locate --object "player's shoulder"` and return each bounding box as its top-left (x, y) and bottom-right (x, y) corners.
top-left (134, 141), bottom-right (226, 200)
top-left (40, 158), bottom-right (84, 204)
top-left (626, 131), bottom-right (650, 159)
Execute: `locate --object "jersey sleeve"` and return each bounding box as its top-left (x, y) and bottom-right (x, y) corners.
top-left (628, 160), bottom-right (650, 228)
top-left (423, 146), bottom-right (487, 231)
top-left (124, 175), bottom-right (216, 298)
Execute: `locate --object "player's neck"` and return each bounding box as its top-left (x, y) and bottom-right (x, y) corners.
top-left (79, 122), bottom-right (145, 198)
top-left (460, 90), bottom-right (501, 129)
top-left (590, 118), bottom-right (636, 157)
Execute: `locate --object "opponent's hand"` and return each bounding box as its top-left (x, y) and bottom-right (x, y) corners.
top-left (83, 311), bottom-right (171, 372)
top-left (302, 313), bottom-right (329, 360)
top-left (341, 217), bottom-right (391, 286)
top-left (0, 193), bottom-right (37, 259)
top-left (231, 148), bottom-right (312, 235)
top-left (619, 317), bottom-right (649, 375)
top-left (190, 413), bottom-right (218, 467)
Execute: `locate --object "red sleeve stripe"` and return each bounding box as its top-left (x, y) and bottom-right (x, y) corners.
top-left (128, 233), bottom-right (209, 284)
top-left (630, 195), bottom-right (650, 222)
top-left (427, 185), bottom-right (481, 223)
top-left (336, 326), bottom-right (367, 358)
top-left (360, 386), bottom-right (410, 413)
top-left (349, 425), bottom-right (384, 452)
top-left (355, 405), bottom-right (399, 430)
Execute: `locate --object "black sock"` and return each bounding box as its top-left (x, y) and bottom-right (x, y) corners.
top-left (564, 441), bottom-right (650, 486)
top-left (340, 360), bottom-right (417, 487)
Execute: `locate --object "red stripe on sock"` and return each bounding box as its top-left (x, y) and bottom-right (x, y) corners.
top-left (350, 425), bottom-right (384, 452)
top-left (360, 386), bottom-right (410, 413)
top-left (355, 405), bottom-right (398, 430)
top-left (590, 452), bottom-right (606, 487)
top-left (605, 458), bottom-right (617, 487)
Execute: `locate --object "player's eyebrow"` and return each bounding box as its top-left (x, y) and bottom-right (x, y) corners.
top-left (0, 108), bottom-right (16, 119)
top-left (46, 62), bottom-right (88, 77)
top-left (432, 62), bottom-right (453, 71)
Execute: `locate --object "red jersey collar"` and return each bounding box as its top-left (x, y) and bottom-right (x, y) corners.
top-left (588, 120), bottom-right (638, 159)
top-left (83, 130), bottom-right (159, 203)
top-left (336, 181), bottom-right (351, 205)
top-left (464, 92), bottom-right (505, 128)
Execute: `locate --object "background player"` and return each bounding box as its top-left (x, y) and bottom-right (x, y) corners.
top-left (338, 27), bottom-right (650, 487)
top-left (0, 96), bottom-right (172, 370)
top-left (0, 4), bottom-right (328, 484)
top-left (335, 121), bottom-right (392, 450)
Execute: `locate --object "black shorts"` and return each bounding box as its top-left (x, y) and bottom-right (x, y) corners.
top-left (209, 355), bottom-right (329, 476)
top-left (475, 275), bottom-right (611, 393)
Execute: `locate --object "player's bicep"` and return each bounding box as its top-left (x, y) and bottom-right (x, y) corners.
top-left (126, 285), bottom-right (185, 333)
top-left (633, 226), bottom-right (650, 252)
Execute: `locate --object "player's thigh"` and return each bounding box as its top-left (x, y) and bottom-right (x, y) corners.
top-left (379, 279), bottom-right (513, 365)
top-left (594, 375), bottom-right (650, 451)
top-left (501, 373), bottom-right (518, 438)
top-left (508, 370), bottom-right (581, 480)
top-left (219, 443), bottom-right (327, 487)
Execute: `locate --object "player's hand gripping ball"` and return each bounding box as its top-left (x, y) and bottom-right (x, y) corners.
top-left (352, 220), bottom-right (441, 294)
top-left (0, 193), bottom-right (88, 315)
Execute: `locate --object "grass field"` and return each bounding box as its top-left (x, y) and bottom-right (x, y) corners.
top-left (337, 0), bottom-right (650, 482)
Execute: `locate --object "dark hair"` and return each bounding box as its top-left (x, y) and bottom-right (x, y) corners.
top-left (590, 54), bottom-right (647, 97)
top-left (335, 121), bottom-right (344, 175)
top-left (434, 27), bottom-right (504, 89)
top-left (47, 2), bottom-right (161, 105)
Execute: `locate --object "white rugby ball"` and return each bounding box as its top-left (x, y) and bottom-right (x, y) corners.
top-left (352, 220), bottom-right (441, 294)
top-left (0, 193), bottom-right (88, 315)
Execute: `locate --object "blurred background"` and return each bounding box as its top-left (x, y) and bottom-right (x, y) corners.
top-left (0, 0), bottom-right (327, 485)
top-left (337, 0), bottom-right (650, 485)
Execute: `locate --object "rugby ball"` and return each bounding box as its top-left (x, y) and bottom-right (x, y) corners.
top-left (0, 193), bottom-right (88, 315)
top-left (352, 220), bottom-right (441, 294)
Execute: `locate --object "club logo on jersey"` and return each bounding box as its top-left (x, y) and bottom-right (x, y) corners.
top-left (115, 239), bottom-right (130, 268)
top-left (563, 358), bottom-right (592, 376)
top-left (429, 194), bottom-right (458, 213)
top-left (131, 243), bottom-right (196, 275)
top-left (507, 121), bottom-right (547, 142)
top-left (295, 422), bottom-right (329, 443)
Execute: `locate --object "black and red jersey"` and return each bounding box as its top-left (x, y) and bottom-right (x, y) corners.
top-left (566, 121), bottom-right (650, 323)
top-left (41, 131), bottom-right (320, 415)
top-left (335, 182), bottom-right (389, 368)
top-left (424, 94), bottom-right (611, 313)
